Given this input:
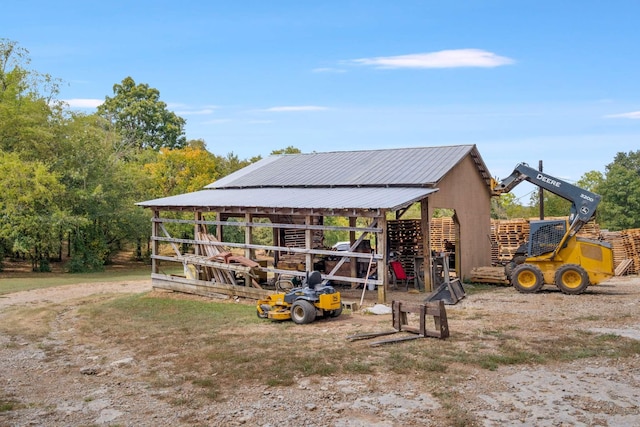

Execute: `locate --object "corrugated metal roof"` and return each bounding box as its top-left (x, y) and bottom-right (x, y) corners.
top-left (137, 187), bottom-right (438, 211)
top-left (208, 144), bottom-right (480, 189)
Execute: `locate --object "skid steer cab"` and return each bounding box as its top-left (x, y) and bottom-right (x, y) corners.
top-left (256, 271), bottom-right (342, 324)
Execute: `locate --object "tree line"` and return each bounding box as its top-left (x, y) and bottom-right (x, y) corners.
top-left (0, 39), bottom-right (281, 272)
top-left (1, 39), bottom-right (638, 271)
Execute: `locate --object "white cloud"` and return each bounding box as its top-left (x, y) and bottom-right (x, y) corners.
top-left (175, 108), bottom-right (216, 116)
top-left (312, 67), bottom-right (347, 73)
top-left (265, 106), bottom-right (328, 112)
top-left (203, 118), bottom-right (232, 124)
top-left (247, 120), bottom-right (274, 124)
top-left (350, 49), bottom-right (515, 69)
top-left (605, 111), bottom-right (640, 119)
top-left (63, 98), bottom-right (103, 108)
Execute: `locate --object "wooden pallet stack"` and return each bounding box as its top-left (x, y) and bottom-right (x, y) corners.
top-left (279, 217), bottom-right (324, 267)
top-left (490, 219), bottom-right (529, 264)
top-left (388, 219), bottom-right (424, 277)
top-left (600, 231), bottom-right (627, 273)
top-left (620, 229), bottom-right (640, 274)
top-left (430, 217), bottom-right (456, 252)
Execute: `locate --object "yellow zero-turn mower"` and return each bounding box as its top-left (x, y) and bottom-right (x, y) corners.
top-left (256, 271), bottom-right (342, 324)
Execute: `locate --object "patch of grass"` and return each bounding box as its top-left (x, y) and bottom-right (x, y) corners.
top-left (0, 306), bottom-right (59, 339)
top-left (462, 283), bottom-right (501, 295)
top-left (477, 350), bottom-right (543, 371)
top-left (0, 397), bottom-right (24, 412)
top-left (191, 377), bottom-right (222, 400)
top-left (435, 391), bottom-right (481, 427)
top-left (73, 291), bottom-right (640, 402)
top-left (0, 268), bottom-right (164, 296)
top-left (576, 315), bottom-right (602, 321)
top-left (343, 361), bottom-right (374, 374)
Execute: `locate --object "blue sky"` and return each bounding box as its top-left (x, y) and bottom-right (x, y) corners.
top-left (4, 1), bottom-right (639, 203)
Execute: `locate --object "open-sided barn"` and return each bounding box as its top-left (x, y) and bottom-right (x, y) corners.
top-left (137, 144), bottom-right (494, 302)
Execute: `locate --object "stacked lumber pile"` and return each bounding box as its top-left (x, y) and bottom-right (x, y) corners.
top-left (578, 220), bottom-right (601, 239)
top-left (602, 228), bottom-right (640, 275)
top-left (620, 229), bottom-right (640, 274)
top-left (430, 217), bottom-right (456, 252)
top-left (278, 216), bottom-right (324, 269)
top-left (387, 217), bottom-right (459, 276)
top-left (470, 266), bottom-right (509, 285)
top-left (195, 231), bottom-right (261, 287)
top-left (601, 230), bottom-right (639, 275)
top-left (601, 231), bottom-right (628, 273)
top-left (388, 219), bottom-right (424, 277)
top-left (490, 219), bottom-right (529, 264)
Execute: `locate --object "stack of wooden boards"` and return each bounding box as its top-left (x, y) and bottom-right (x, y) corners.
top-left (601, 229), bottom-right (640, 275)
top-left (469, 266), bottom-right (510, 285)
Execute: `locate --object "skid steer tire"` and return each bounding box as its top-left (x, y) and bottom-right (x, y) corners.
top-left (555, 264), bottom-right (589, 295)
top-left (511, 264), bottom-right (544, 293)
top-left (291, 300), bottom-right (316, 324)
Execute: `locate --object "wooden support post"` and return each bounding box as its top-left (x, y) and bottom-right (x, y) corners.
top-left (152, 210), bottom-right (160, 275)
top-left (349, 216), bottom-right (357, 281)
top-left (244, 213), bottom-right (252, 285)
top-left (378, 213), bottom-right (387, 304)
top-left (420, 199), bottom-right (433, 292)
top-left (305, 215), bottom-right (313, 272)
top-left (215, 211), bottom-right (222, 241)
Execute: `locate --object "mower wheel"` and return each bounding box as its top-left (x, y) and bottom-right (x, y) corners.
top-left (257, 309), bottom-right (268, 319)
top-left (329, 303), bottom-right (343, 318)
top-left (291, 300), bottom-right (316, 324)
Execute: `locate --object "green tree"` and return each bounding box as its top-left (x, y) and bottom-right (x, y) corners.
top-left (0, 152), bottom-right (65, 271)
top-left (528, 190), bottom-right (571, 219)
top-left (598, 151), bottom-right (640, 231)
top-left (0, 39), bottom-right (63, 158)
top-left (216, 152), bottom-right (257, 177)
top-left (491, 193), bottom-right (534, 219)
top-left (577, 170), bottom-right (604, 193)
top-left (97, 76), bottom-right (186, 152)
top-left (144, 146), bottom-right (220, 197)
top-left (54, 113), bottom-right (154, 270)
top-left (271, 146), bottom-right (301, 155)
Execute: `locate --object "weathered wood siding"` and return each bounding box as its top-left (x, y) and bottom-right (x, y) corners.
top-left (428, 154), bottom-right (492, 280)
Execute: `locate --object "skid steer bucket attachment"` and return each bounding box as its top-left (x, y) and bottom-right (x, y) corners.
top-left (424, 278), bottom-right (465, 305)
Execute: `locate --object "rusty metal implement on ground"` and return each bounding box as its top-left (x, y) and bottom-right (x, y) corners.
top-left (347, 300), bottom-right (449, 346)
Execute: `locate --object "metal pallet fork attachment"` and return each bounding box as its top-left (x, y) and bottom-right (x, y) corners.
top-left (346, 300), bottom-right (449, 346)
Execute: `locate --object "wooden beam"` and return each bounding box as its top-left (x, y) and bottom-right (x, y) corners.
top-left (151, 274), bottom-right (270, 300)
top-left (152, 236), bottom-right (384, 260)
top-left (153, 216), bottom-right (383, 234)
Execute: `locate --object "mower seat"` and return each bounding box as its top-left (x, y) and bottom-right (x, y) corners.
top-left (305, 271), bottom-right (323, 289)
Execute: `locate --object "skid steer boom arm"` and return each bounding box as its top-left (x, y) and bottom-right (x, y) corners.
top-left (493, 162), bottom-right (601, 234)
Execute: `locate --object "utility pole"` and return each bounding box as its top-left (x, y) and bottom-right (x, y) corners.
top-left (539, 160), bottom-right (544, 220)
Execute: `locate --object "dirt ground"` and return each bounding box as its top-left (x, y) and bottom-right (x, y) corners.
top-left (1, 275), bottom-right (640, 426)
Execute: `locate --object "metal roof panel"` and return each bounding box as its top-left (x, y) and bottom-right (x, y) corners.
top-left (138, 187), bottom-right (438, 211)
top-left (205, 144), bottom-right (477, 189)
